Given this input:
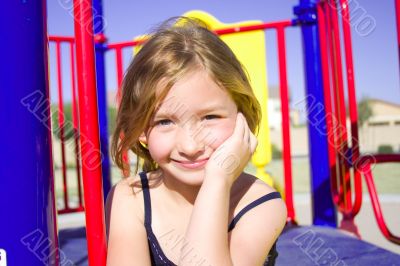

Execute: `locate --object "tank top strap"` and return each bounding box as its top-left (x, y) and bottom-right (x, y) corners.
top-left (228, 191), bottom-right (281, 232)
top-left (139, 171), bottom-right (152, 226)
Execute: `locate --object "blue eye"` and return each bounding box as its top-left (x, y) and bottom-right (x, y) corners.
top-left (204, 115), bottom-right (220, 120)
top-left (155, 119), bottom-right (173, 126)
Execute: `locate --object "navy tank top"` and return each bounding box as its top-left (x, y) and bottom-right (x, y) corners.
top-left (139, 171), bottom-right (281, 266)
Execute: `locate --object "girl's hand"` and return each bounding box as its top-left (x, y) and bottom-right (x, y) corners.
top-left (205, 112), bottom-right (258, 185)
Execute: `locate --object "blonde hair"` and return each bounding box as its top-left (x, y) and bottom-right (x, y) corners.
top-left (111, 17), bottom-right (261, 175)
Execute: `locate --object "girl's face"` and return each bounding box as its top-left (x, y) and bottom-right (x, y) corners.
top-left (140, 68), bottom-right (238, 186)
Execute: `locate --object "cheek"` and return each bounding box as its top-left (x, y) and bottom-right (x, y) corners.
top-left (147, 131), bottom-right (174, 162)
top-left (207, 119), bottom-right (235, 150)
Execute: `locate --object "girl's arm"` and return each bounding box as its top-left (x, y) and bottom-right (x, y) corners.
top-left (179, 113), bottom-right (262, 265)
top-left (106, 179), bottom-right (152, 266)
top-left (180, 173), bottom-right (233, 265)
top-left (229, 183), bottom-right (287, 265)
top-left (183, 177), bottom-right (287, 266)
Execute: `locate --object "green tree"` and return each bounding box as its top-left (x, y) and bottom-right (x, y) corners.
top-left (51, 103), bottom-right (75, 140)
top-left (107, 106), bottom-right (117, 135)
top-left (357, 97), bottom-right (373, 127)
top-left (378, 144), bottom-right (394, 154)
top-left (51, 103), bottom-right (118, 140)
top-left (271, 144), bottom-right (282, 159)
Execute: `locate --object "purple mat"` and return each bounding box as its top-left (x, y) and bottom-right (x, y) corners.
top-left (59, 225), bottom-right (400, 265)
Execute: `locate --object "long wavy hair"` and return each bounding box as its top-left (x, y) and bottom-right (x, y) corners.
top-left (111, 17), bottom-right (261, 176)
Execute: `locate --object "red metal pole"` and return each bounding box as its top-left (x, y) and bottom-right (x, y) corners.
top-left (317, 2), bottom-right (340, 206)
top-left (108, 39), bottom-right (144, 49)
top-left (114, 47), bottom-right (131, 176)
top-left (328, 0), bottom-right (352, 213)
top-left (49, 35), bottom-right (75, 42)
top-left (115, 47), bottom-right (124, 104)
top-left (105, 20), bottom-right (293, 50)
top-left (276, 26), bottom-right (296, 224)
top-left (55, 41), bottom-right (69, 210)
top-left (362, 165), bottom-right (394, 242)
top-left (325, 1), bottom-right (345, 210)
top-left (358, 154), bottom-right (400, 245)
top-left (106, 20), bottom-right (293, 50)
top-left (339, 0), bottom-right (362, 217)
top-left (215, 20), bottom-right (292, 35)
top-left (70, 41), bottom-right (84, 209)
top-left (73, 0), bottom-right (107, 265)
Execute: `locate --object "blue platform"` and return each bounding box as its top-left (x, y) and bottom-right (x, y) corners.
top-left (59, 225), bottom-right (400, 265)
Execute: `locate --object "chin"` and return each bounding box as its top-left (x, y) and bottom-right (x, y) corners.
top-left (183, 171), bottom-right (205, 186)
top-left (163, 167), bottom-right (206, 187)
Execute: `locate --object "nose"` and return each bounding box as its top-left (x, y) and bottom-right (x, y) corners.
top-left (176, 126), bottom-right (205, 158)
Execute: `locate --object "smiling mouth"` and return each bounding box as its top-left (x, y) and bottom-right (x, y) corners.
top-left (172, 158), bottom-right (209, 169)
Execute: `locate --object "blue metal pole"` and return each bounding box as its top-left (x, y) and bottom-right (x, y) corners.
top-left (0, 1), bottom-right (59, 265)
top-left (93, 0), bottom-right (112, 201)
top-left (294, 0), bottom-right (337, 227)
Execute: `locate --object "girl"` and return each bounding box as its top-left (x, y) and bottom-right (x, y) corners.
top-left (106, 17), bottom-right (287, 266)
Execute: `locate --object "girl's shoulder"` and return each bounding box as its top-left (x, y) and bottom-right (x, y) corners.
top-left (112, 174), bottom-right (144, 199)
top-left (106, 174), bottom-right (153, 265)
top-left (231, 172), bottom-right (279, 209)
top-left (106, 174), bottom-right (146, 226)
top-left (229, 172), bottom-right (287, 230)
top-left (106, 171), bottom-right (163, 221)
top-left (228, 173), bottom-right (287, 263)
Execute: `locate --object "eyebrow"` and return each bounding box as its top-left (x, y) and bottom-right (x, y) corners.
top-left (199, 102), bottom-right (229, 113)
top-left (154, 102), bottom-right (227, 119)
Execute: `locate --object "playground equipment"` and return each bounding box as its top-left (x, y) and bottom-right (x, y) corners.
top-left (1, 0), bottom-right (400, 265)
top-left (317, 0), bottom-right (400, 243)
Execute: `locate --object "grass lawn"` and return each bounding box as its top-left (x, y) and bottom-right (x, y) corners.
top-left (261, 158), bottom-right (400, 194)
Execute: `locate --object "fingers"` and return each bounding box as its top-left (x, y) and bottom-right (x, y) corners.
top-left (250, 133), bottom-right (258, 154)
top-left (241, 114), bottom-right (250, 145)
top-left (239, 112), bottom-right (258, 154)
top-left (236, 112), bottom-right (257, 155)
top-left (233, 112), bottom-right (246, 140)
top-left (205, 113), bottom-right (257, 182)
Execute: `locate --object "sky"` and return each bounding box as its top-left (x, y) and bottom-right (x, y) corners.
top-left (47, 0), bottom-right (400, 109)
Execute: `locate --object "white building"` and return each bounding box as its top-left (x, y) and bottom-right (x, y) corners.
top-left (367, 99), bottom-right (400, 126)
